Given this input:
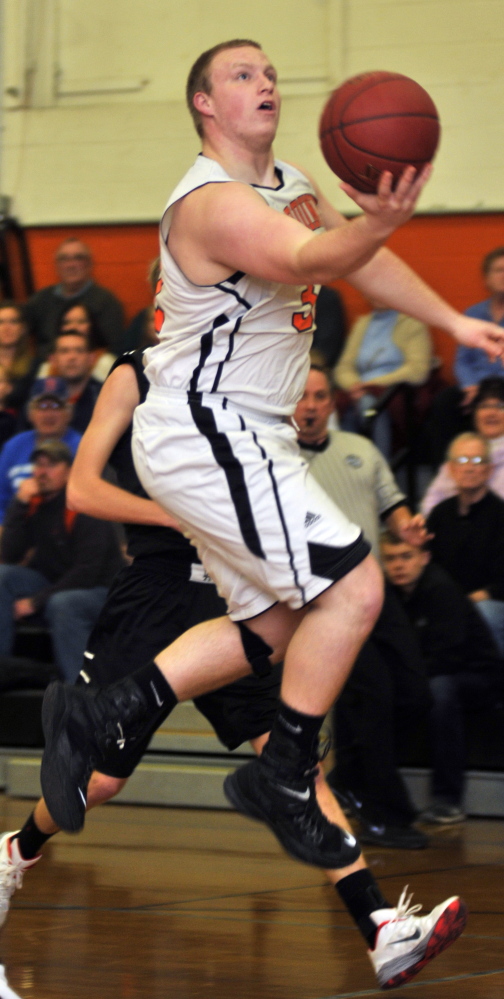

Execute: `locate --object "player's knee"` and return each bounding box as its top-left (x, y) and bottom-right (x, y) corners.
top-left (352, 554), bottom-right (384, 626)
top-left (87, 772), bottom-right (127, 806)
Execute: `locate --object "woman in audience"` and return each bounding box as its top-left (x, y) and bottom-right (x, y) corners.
top-left (421, 377), bottom-right (504, 514)
top-left (0, 301), bottom-right (36, 412)
top-left (0, 365), bottom-right (18, 448)
top-left (37, 301), bottom-right (117, 383)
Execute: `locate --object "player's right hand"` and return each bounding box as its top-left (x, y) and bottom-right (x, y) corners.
top-left (340, 164), bottom-right (432, 236)
top-left (451, 314), bottom-right (504, 361)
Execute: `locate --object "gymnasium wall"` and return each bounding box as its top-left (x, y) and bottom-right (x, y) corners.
top-left (25, 211), bottom-right (503, 380)
top-left (2, 0), bottom-right (504, 222)
top-left (3, 1), bottom-right (504, 379)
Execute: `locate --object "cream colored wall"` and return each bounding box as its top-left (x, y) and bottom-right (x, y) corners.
top-left (1, 0), bottom-right (503, 224)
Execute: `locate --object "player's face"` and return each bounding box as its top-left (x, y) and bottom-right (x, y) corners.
top-left (381, 542), bottom-right (428, 590)
top-left (294, 369), bottom-right (334, 443)
top-left (203, 46), bottom-right (280, 147)
top-left (474, 398), bottom-right (504, 439)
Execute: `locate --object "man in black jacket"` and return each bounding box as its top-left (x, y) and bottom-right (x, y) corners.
top-left (24, 238), bottom-right (124, 357)
top-left (0, 440), bottom-right (124, 681)
top-left (426, 431), bottom-right (504, 655)
top-left (382, 533), bottom-right (500, 824)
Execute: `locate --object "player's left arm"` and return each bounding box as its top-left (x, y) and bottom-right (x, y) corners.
top-left (345, 247), bottom-right (504, 359)
top-left (67, 365), bottom-right (179, 529)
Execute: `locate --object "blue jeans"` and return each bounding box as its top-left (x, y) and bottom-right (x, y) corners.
top-left (475, 599), bottom-right (504, 657)
top-left (0, 564), bottom-right (108, 682)
top-left (341, 393), bottom-right (392, 458)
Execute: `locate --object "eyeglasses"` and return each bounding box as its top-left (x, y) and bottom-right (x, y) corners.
top-left (33, 399), bottom-right (64, 410)
top-left (475, 401), bottom-right (504, 411)
top-left (56, 254), bottom-right (89, 263)
top-left (451, 455), bottom-right (488, 465)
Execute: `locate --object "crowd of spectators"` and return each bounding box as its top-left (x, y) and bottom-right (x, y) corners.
top-left (0, 240), bottom-right (502, 848)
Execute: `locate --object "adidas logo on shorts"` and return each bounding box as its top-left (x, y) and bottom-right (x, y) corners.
top-left (304, 511), bottom-right (321, 528)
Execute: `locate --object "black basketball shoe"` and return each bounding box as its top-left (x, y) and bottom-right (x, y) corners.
top-left (224, 744), bottom-right (361, 869)
top-left (41, 679), bottom-right (148, 833)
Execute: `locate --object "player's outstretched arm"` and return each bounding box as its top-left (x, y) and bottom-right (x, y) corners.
top-left (66, 365), bottom-right (180, 528)
top-left (169, 165), bottom-right (431, 288)
top-left (344, 247), bottom-right (504, 360)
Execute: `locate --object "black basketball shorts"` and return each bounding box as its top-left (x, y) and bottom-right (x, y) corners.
top-left (80, 555), bottom-right (281, 778)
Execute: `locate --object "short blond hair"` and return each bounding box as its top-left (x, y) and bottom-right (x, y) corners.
top-left (447, 431), bottom-right (490, 463)
top-left (186, 39), bottom-right (262, 138)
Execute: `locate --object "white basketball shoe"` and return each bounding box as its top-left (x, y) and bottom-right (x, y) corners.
top-left (368, 885), bottom-right (467, 989)
top-left (0, 832), bottom-right (40, 928)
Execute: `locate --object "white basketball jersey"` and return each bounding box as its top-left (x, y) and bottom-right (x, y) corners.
top-left (144, 155), bottom-right (324, 417)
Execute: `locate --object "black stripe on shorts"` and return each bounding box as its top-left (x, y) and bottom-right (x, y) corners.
top-left (188, 398), bottom-right (266, 559)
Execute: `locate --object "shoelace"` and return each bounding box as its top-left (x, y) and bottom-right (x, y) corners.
top-left (387, 886), bottom-right (423, 937)
top-left (0, 854), bottom-right (24, 899)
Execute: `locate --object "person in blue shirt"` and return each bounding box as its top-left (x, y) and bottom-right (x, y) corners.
top-left (424, 247), bottom-right (504, 467)
top-left (455, 247), bottom-right (504, 401)
top-left (0, 377), bottom-right (81, 525)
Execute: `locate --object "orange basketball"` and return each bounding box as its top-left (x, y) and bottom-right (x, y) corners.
top-left (319, 71), bottom-right (440, 193)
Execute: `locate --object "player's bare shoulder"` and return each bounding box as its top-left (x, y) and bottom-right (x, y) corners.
top-left (169, 180), bottom-right (291, 285)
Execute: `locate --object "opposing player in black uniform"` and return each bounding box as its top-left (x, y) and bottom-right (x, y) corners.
top-left (0, 349), bottom-right (282, 924)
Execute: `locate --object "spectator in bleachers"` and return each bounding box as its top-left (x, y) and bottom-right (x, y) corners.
top-left (0, 301), bottom-right (37, 413)
top-left (24, 330), bottom-right (102, 435)
top-left (0, 377), bottom-right (81, 527)
top-left (295, 363), bottom-right (432, 849)
top-left (421, 377), bottom-right (504, 514)
top-left (334, 298), bottom-right (431, 457)
top-left (382, 533), bottom-right (499, 824)
top-left (311, 285), bottom-right (347, 368)
top-left (426, 431), bottom-right (504, 655)
top-left (0, 366), bottom-right (17, 449)
top-left (118, 257), bottom-right (160, 354)
top-left (424, 248), bottom-right (504, 467)
top-left (34, 301), bottom-right (117, 385)
top-left (0, 441), bottom-right (124, 681)
top-left (24, 238), bottom-right (124, 358)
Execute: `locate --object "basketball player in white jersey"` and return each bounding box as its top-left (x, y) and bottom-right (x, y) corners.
top-left (41, 40), bottom-right (503, 988)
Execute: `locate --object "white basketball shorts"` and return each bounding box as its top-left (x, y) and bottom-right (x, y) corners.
top-left (132, 388), bottom-right (370, 621)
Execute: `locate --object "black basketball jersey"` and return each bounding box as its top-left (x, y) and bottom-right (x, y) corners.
top-left (108, 351), bottom-right (198, 564)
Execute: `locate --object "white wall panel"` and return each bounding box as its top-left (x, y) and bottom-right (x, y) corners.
top-left (1, 0), bottom-right (503, 222)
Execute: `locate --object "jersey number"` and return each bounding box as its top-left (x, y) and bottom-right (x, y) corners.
top-left (292, 285), bottom-right (317, 333)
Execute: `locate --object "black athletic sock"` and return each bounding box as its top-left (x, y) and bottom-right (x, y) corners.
top-left (14, 812), bottom-right (54, 860)
top-left (266, 700), bottom-right (326, 775)
top-left (336, 869), bottom-right (392, 949)
top-left (130, 660), bottom-right (178, 724)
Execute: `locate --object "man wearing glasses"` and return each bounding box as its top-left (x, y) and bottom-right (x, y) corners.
top-left (426, 431), bottom-right (504, 654)
top-left (0, 377), bottom-right (81, 528)
top-left (25, 238), bottom-right (124, 356)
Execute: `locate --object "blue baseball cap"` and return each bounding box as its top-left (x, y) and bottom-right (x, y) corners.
top-left (29, 376), bottom-right (68, 403)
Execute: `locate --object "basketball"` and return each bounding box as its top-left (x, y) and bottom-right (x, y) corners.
top-left (319, 71), bottom-right (440, 193)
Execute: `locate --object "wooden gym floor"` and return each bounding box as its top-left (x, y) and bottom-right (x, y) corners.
top-left (0, 794), bottom-right (502, 998)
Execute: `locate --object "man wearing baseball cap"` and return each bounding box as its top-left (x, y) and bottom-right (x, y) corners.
top-left (0, 439), bottom-right (124, 681)
top-left (0, 377), bottom-right (81, 527)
